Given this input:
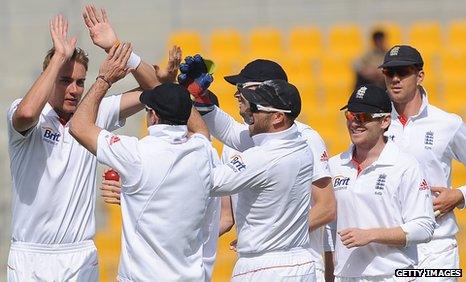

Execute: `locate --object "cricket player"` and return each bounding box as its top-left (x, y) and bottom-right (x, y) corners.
top-left (195, 79), bottom-right (317, 280)
top-left (216, 59), bottom-right (336, 281)
top-left (6, 14), bottom-right (175, 281)
top-left (70, 41), bottom-right (216, 281)
top-left (380, 45), bottom-right (466, 278)
top-left (329, 84), bottom-right (436, 281)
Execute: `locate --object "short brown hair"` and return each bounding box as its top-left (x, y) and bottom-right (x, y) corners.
top-left (42, 47), bottom-right (89, 71)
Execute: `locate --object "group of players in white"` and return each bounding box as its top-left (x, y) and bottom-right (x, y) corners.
top-left (6, 5), bottom-right (466, 282)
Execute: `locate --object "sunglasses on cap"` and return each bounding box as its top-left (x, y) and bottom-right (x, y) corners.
top-left (249, 100), bottom-right (292, 114)
top-left (344, 111), bottom-right (390, 123)
top-left (382, 66), bottom-right (417, 78)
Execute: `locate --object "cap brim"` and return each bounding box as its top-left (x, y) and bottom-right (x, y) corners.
top-left (224, 74), bottom-right (248, 85)
top-left (378, 60), bottom-right (419, 68)
top-left (345, 103), bottom-right (387, 113)
top-left (238, 87), bottom-right (267, 105)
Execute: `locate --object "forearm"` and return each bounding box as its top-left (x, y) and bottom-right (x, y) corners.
top-left (119, 89), bottom-right (144, 120)
top-left (367, 227), bottom-right (406, 246)
top-left (131, 61), bottom-right (159, 90)
top-left (309, 179), bottom-right (336, 231)
top-left (188, 107), bottom-right (209, 139)
top-left (219, 196), bottom-right (235, 236)
top-left (203, 106), bottom-right (253, 152)
top-left (309, 202), bottom-right (336, 231)
top-left (13, 56), bottom-right (65, 132)
top-left (70, 79), bottom-right (109, 154)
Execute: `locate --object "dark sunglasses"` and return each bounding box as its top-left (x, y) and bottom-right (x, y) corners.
top-left (344, 111), bottom-right (389, 123)
top-left (382, 66), bottom-right (417, 78)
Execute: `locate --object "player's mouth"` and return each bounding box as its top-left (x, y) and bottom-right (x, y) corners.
top-left (65, 98), bottom-right (78, 106)
top-left (350, 127), bottom-right (366, 135)
top-left (390, 85), bottom-right (403, 94)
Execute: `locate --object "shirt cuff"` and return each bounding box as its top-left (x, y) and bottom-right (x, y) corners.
top-left (457, 186), bottom-right (466, 209)
top-left (400, 219), bottom-right (434, 247)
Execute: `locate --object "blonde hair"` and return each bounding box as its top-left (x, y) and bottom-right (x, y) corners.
top-left (42, 47), bottom-right (89, 71)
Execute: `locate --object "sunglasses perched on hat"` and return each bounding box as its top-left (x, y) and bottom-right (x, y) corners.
top-left (236, 79), bottom-right (301, 117)
top-left (340, 84), bottom-right (392, 122)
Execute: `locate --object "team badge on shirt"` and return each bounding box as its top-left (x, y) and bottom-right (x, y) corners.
top-left (333, 175), bottom-right (350, 191)
top-left (424, 131), bottom-right (434, 149)
top-left (228, 154), bottom-right (246, 172)
top-left (320, 151), bottom-right (329, 162)
top-left (42, 126), bottom-right (60, 145)
top-left (375, 174), bottom-right (387, 195)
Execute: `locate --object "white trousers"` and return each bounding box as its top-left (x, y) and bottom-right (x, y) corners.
top-left (232, 248), bottom-right (316, 281)
top-left (416, 236), bottom-right (459, 282)
top-left (7, 240), bottom-right (99, 282)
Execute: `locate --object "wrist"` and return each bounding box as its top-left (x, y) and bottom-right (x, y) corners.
top-left (96, 75), bottom-right (111, 89)
top-left (105, 39), bottom-right (121, 53)
top-left (127, 52), bottom-right (141, 70)
top-left (49, 53), bottom-right (68, 66)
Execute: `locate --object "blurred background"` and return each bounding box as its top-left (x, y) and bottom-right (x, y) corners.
top-left (0, 0), bottom-right (465, 281)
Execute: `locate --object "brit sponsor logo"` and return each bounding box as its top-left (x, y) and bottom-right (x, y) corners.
top-left (375, 174), bottom-right (387, 195)
top-left (228, 154), bottom-right (246, 172)
top-left (333, 175), bottom-right (350, 191)
top-left (424, 131), bottom-right (434, 149)
top-left (42, 126), bottom-right (60, 145)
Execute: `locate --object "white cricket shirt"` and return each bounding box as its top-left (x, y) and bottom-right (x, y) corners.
top-left (211, 124), bottom-right (314, 255)
top-left (386, 88), bottom-right (466, 239)
top-left (7, 95), bottom-right (124, 244)
top-left (96, 124), bottom-right (214, 281)
top-left (329, 141), bottom-right (435, 278)
top-left (215, 112), bottom-right (331, 266)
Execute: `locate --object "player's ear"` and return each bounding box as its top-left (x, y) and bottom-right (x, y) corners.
top-left (416, 69), bottom-right (425, 85)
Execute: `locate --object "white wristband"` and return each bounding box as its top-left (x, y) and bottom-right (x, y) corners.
top-left (127, 52), bottom-right (141, 69)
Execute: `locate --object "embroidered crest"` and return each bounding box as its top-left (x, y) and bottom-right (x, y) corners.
top-left (424, 131), bottom-right (434, 149)
top-left (375, 174), bottom-right (387, 195)
top-left (390, 46), bottom-right (400, 56)
top-left (356, 86), bottom-right (367, 99)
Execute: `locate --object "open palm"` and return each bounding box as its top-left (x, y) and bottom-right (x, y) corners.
top-left (83, 5), bottom-right (118, 51)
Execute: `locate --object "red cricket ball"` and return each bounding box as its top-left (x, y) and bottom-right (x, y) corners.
top-left (104, 170), bottom-right (120, 181)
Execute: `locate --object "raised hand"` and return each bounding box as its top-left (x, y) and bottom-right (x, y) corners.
top-left (154, 45), bottom-right (182, 83)
top-left (49, 14), bottom-right (77, 62)
top-left (83, 5), bottom-right (118, 52)
top-left (98, 42), bottom-right (133, 86)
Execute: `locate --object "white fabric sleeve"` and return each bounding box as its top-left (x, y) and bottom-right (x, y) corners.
top-left (300, 127), bottom-right (331, 182)
top-left (323, 222), bottom-right (336, 252)
top-left (398, 160), bottom-right (436, 246)
top-left (96, 94), bottom-right (127, 131)
top-left (202, 106), bottom-right (254, 152)
top-left (97, 130), bottom-right (143, 193)
top-left (7, 99), bottom-right (37, 144)
top-left (211, 147), bottom-right (268, 196)
top-left (448, 122), bottom-right (466, 208)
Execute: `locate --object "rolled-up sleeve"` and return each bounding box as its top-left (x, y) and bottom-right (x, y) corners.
top-left (398, 160), bottom-right (436, 246)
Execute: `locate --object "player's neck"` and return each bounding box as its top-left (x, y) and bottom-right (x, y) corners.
top-left (394, 88), bottom-right (423, 118)
top-left (353, 137), bottom-right (386, 170)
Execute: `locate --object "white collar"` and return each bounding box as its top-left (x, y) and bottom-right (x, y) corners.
top-left (251, 123), bottom-right (299, 146)
top-left (148, 124), bottom-right (188, 144)
top-left (340, 141), bottom-right (399, 167)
